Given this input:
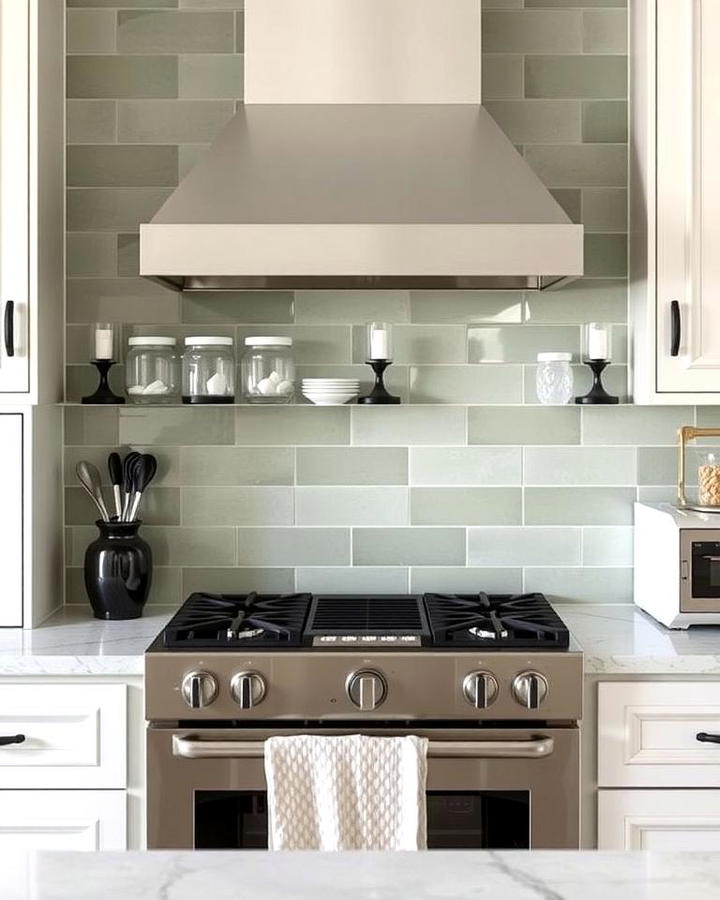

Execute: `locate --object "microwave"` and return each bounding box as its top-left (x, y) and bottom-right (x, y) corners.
top-left (635, 502), bottom-right (720, 628)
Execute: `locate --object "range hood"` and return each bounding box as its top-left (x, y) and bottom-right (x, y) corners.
top-left (140, 0), bottom-right (583, 292)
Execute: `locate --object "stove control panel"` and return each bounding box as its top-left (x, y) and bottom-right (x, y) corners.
top-left (181, 671), bottom-right (218, 709)
top-left (230, 671), bottom-right (267, 709)
top-left (462, 671), bottom-right (499, 709)
top-left (512, 671), bottom-right (548, 709)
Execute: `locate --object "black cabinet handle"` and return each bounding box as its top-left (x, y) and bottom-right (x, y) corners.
top-left (696, 732), bottom-right (720, 744)
top-left (3, 300), bottom-right (14, 358)
top-left (670, 300), bottom-right (681, 357)
top-left (0, 734), bottom-right (24, 747)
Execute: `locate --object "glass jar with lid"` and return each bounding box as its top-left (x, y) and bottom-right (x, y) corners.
top-left (125, 336), bottom-right (179, 403)
top-left (182, 336), bottom-right (235, 404)
top-left (535, 352), bottom-right (574, 405)
top-left (241, 336), bottom-right (295, 404)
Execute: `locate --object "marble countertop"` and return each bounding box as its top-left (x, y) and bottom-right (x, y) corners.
top-left (6, 849), bottom-right (719, 899)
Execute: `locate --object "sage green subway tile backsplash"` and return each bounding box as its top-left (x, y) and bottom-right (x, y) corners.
top-left (64, 2), bottom-right (656, 608)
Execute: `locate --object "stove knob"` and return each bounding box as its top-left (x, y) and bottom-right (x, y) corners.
top-left (462, 671), bottom-right (499, 709)
top-left (181, 671), bottom-right (218, 709)
top-left (346, 669), bottom-right (387, 711)
top-left (512, 672), bottom-right (548, 710)
top-left (230, 671), bottom-right (267, 710)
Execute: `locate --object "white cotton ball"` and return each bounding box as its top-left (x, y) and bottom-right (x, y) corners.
top-left (127, 385), bottom-right (145, 395)
top-left (206, 372), bottom-right (228, 395)
top-left (275, 380), bottom-right (294, 395)
top-left (268, 370), bottom-right (282, 385)
top-left (257, 377), bottom-right (275, 395)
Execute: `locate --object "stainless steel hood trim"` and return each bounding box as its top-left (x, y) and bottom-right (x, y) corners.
top-left (146, 275), bottom-right (573, 292)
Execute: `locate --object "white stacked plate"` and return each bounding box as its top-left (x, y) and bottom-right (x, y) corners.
top-left (302, 378), bottom-right (360, 405)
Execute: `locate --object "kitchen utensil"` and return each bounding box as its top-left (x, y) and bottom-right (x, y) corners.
top-left (127, 453), bottom-right (158, 522)
top-left (121, 451), bottom-right (141, 521)
top-left (108, 452), bottom-right (123, 519)
top-left (76, 460), bottom-right (110, 523)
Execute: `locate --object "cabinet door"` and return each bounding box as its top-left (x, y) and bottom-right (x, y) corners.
top-left (0, 414), bottom-right (23, 626)
top-left (0, 0), bottom-right (29, 393)
top-left (0, 790), bottom-right (126, 850)
top-left (656, 0), bottom-right (720, 393)
top-left (599, 790), bottom-right (720, 850)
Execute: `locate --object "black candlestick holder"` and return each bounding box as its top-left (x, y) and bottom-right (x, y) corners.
top-left (81, 359), bottom-right (126, 405)
top-left (574, 359), bottom-right (619, 405)
top-left (358, 360), bottom-right (401, 405)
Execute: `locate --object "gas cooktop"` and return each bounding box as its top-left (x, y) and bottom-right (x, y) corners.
top-left (158, 591), bottom-right (570, 651)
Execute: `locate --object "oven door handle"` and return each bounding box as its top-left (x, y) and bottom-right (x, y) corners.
top-left (172, 735), bottom-right (554, 760)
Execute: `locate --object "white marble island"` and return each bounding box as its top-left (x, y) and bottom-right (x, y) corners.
top-left (5, 849), bottom-right (719, 899)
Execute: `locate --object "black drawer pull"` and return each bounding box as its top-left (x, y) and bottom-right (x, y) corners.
top-left (696, 732), bottom-right (720, 744)
top-left (3, 300), bottom-right (14, 358)
top-left (670, 300), bottom-right (681, 357)
top-left (0, 734), bottom-right (24, 747)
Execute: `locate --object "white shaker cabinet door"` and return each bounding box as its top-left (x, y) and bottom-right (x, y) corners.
top-left (0, 413), bottom-right (23, 625)
top-left (0, 791), bottom-right (126, 850)
top-left (598, 790), bottom-right (720, 850)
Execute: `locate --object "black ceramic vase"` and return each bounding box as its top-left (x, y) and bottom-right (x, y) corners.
top-left (84, 520), bottom-right (152, 620)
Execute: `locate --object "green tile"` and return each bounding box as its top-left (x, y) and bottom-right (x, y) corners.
top-left (235, 10), bottom-right (244, 51)
top-left (297, 448), bottom-right (408, 485)
top-left (526, 0), bottom-right (626, 6)
top-left (523, 447), bottom-right (635, 484)
top-left (582, 189), bottom-right (627, 232)
top-left (294, 291), bottom-right (410, 325)
top-left (67, 233), bottom-right (117, 277)
top-left (411, 487), bottom-right (522, 525)
top-left (237, 325), bottom-right (351, 365)
top-left (66, 325), bottom-right (89, 365)
top-left (410, 291), bottom-right (522, 324)
top-left (693, 408), bottom-right (720, 428)
top-left (179, 0), bottom-right (243, 7)
top-left (637, 486), bottom-right (676, 504)
top-left (117, 233), bottom-right (139, 276)
top-left (67, 100), bottom-right (117, 143)
top-left (409, 365), bottom-right (522, 403)
top-left (353, 528), bottom-right (465, 566)
top-left (67, 56), bottom-right (178, 99)
top-left (118, 100), bottom-right (235, 143)
top-left (66, 566), bottom-right (181, 607)
top-left (525, 55), bottom-right (627, 99)
top-left (582, 406), bottom-right (692, 445)
top-left (66, 485), bottom-right (180, 526)
top-left (582, 101), bottom-right (627, 143)
top-left (636, 447), bottom-right (678, 485)
top-left (482, 10), bottom-right (582, 52)
top-left (468, 526), bottom-right (581, 565)
top-left (524, 486), bottom-right (636, 524)
top-left (67, 146), bottom-right (178, 188)
top-left (119, 407), bottom-right (235, 445)
top-left (182, 486), bottom-right (293, 525)
top-left (482, 55), bottom-right (524, 100)
top-left (65, 407), bottom-right (119, 445)
top-left (524, 144), bottom-right (627, 187)
top-left (67, 278), bottom-right (180, 324)
top-left (468, 325), bottom-right (580, 362)
top-left (296, 487), bottom-right (409, 526)
top-left (486, 100), bottom-right (581, 143)
top-left (236, 407), bottom-right (350, 446)
top-left (584, 233), bottom-right (627, 277)
top-left (180, 447), bottom-right (293, 485)
top-left (64, 445), bottom-right (179, 485)
top-left (410, 447), bottom-right (521, 485)
top-left (582, 526), bottom-right (633, 565)
top-left (351, 325), bottom-right (466, 365)
top-left (296, 567), bottom-right (409, 593)
top-left (179, 54), bottom-right (243, 98)
top-left (143, 526), bottom-right (236, 566)
top-left (582, 9), bottom-right (627, 52)
top-left (68, 0), bottom-right (178, 6)
top-left (523, 567), bottom-right (632, 602)
top-left (178, 144), bottom-right (211, 178)
top-left (409, 567), bottom-right (522, 593)
top-left (524, 278), bottom-right (626, 324)
top-left (182, 567), bottom-right (295, 595)
top-left (67, 10), bottom-right (116, 53)
top-left (181, 291), bottom-right (293, 324)
top-left (468, 405), bottom-right (580, 444)
top-left (352, 406), bottom-right (466, 446)
top-left (117, 10), bottom-right (234, 53)
top-left (236, 528), bottom-right (350, 566)
top-left (67, 188), bottom-right (172, 231)
top-left (550, 189), bottom-right (582, 222)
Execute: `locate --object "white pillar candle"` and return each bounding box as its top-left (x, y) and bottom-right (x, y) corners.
top-left (587, 323), bottom-right (608, 360)
top-left (94, 326), bottom-right (114, 360)
top-left (370, 328), bottom-right (389, 360)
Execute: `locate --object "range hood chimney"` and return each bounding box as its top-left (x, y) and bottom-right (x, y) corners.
top-left (140, 0), bottom-right (583, 291)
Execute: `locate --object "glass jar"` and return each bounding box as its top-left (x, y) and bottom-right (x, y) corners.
top-left (125, 336), bottom-right (179, 403)
top-left (241, 336), bottom-right (295, 404)
top-left (536, 352), bottom-right (573, 405)
top-left (697, 451), bottom-right (720, 508)
top-left (182, 336), bottom-right (235, 404)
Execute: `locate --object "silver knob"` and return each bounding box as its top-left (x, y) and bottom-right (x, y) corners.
top-left (512, 672), bottom-right (548, 710)
top-left (462, 671), bottom-right (499, 709)
top-left (230, 671), bottom-right (267, 709)
top-left (181, 671), bottom-right (218, 709)
top-left (346, 669), bottom-right (387, 711)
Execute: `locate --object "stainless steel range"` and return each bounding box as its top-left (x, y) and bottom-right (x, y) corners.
top-left (145, 592), bottom-right (582, 850)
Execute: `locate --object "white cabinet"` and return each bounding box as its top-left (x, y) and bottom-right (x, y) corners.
top-left (0, 791), bottom-right (126, 850)
top-left (0, 415), bottom-right (24, 626)
top-left (599, 790), bottom-right (720, 850)
top-left (630, 0), bottom-right (720, 401)
top-left (0, 0), bottom-right (63, 402)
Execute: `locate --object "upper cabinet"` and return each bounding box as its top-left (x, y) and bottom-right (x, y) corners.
top-left (631, 0), bottom-right (720, 402)
top-left (0, 0), bottom-right (63, 402)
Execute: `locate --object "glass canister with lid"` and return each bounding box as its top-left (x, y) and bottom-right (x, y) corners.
top-left (125, 336), bottom-right (179, 403)
top-left (182, 336), bottom-right (235, 403)
top-left (535, 352), bottom-right (574, 405)
top-left (241, 336), bottom-right (295, 403)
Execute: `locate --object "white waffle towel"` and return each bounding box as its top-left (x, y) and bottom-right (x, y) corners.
top-left (264, 734), bottom-right (428, 850)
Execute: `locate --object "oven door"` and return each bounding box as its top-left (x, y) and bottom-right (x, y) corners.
top-left (147, 725), bottom-right (579, 850)
top-left (681, 530), bottom-right (720, 610)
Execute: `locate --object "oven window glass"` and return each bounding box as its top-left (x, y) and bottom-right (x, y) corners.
top-left (691, 542), bottom-right (720, 598)
top-left (194, 790), bottom-right (530, 850)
